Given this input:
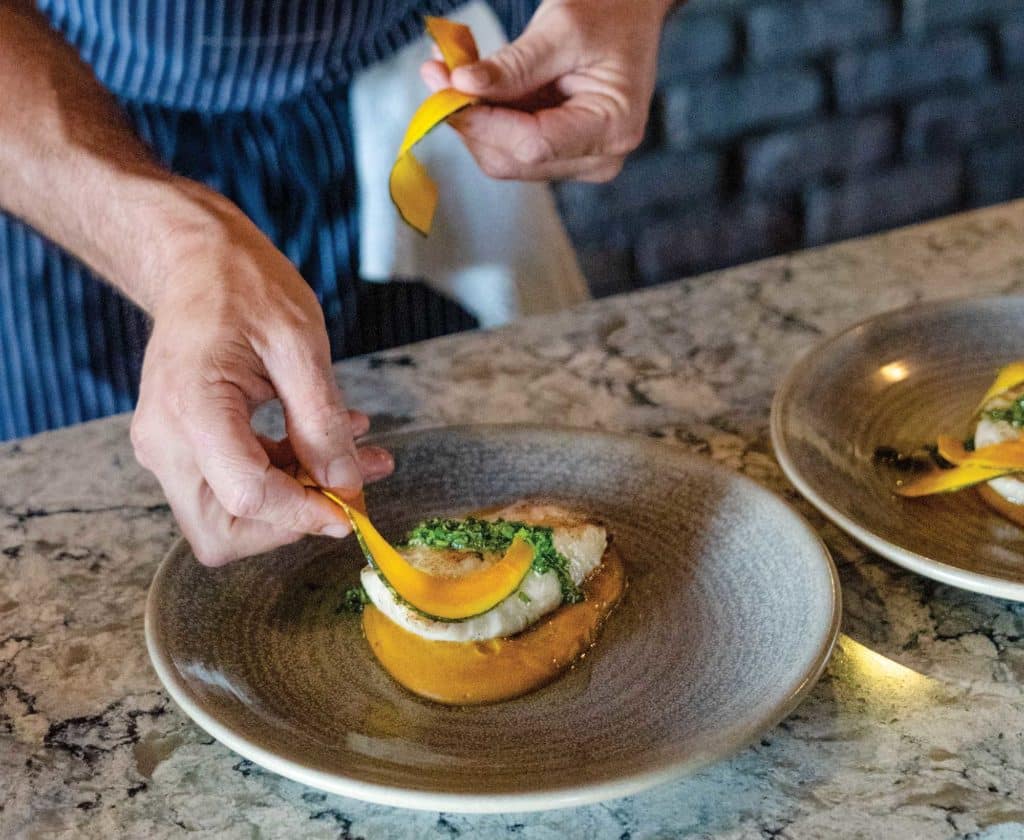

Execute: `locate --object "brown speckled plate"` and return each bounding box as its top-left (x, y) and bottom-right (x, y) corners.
top-left (146, 425), bottom-right (839, 812)
top-left (772, 295), bottom-right (1024, 601)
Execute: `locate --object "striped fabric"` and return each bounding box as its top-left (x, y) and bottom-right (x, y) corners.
top-left (37, 0), bottom-right (477, 112)
top-left (0, 0), bottom-right (536, 441)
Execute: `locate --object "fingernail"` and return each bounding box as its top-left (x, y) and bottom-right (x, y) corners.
top-left (359, 447), bottom-right (394, 478)
top-left (362, 446), bottom-right (392, 464)
top-left (322, 523), bottom-right (351, 539)
top-left (326, 454), bottom-right (362, 490)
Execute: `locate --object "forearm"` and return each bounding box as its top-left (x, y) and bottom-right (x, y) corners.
top-left (0, 4), bottom-right (387, 560)
top-left (0, 0), bottom-right (230, 313)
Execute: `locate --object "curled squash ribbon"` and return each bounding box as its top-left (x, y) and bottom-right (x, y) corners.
top-left (975, 361), bottom-right (1024, 414)
top-left (296, 469), bottom-right (533, 621)
top-left (389, 17), bottom-right (481, 236)
top-left (896, 361), bottom-right (1024, 497)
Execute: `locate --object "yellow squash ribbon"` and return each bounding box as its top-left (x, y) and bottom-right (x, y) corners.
top-left (893, 361), bottom-right (1024, 498)
top-left (896, 462), bottom-right (1016, 497)
top-left (296, 469), bottom-right (534, 621)
top-left (896, 435), bottom-right (1024, 496)
top-left (936, 434), bottom-right (1024, 470)
top-left (976, 360), bottom-right (1024, 415)
top-left (389, 17), bottom-right (480, 236)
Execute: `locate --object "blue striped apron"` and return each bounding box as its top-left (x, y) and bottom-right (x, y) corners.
top-left (0, 0), bottom-right (536, 441)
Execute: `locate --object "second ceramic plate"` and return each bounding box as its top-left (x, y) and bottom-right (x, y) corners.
top-left (147, 425), bottom-right (839, 812)
top-left (772, 295), bottom-right (1024, 601)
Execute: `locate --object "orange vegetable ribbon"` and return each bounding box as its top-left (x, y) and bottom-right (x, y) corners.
top-left (295, 467), bottom-right (534, 620)
top-left (389, 16), bottom-right (480, 236)
top-left (975, 361), bottom-right (1024, 415)
top-left (896, 435), bottom-right (1024, 497)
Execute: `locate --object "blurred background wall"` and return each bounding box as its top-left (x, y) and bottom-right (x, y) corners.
top-left (556, 0), bottom-right (1024, 297)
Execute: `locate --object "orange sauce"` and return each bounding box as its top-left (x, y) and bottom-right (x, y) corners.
top-left (362, 548), bottom-right (626, 705)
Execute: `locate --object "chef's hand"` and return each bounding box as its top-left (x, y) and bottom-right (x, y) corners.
top-left (130, 186), bottom-right (393, 566)
top-left (420, 0), bottom-right (672, 183)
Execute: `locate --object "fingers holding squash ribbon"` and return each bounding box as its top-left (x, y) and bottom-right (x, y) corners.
top-left (424, 16), bottom-right (479, 68)
top-left (389, 17), bottom-right (480, 236)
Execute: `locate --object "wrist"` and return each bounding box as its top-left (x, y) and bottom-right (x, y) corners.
top-left (117, 176), bottom-right (249, 316)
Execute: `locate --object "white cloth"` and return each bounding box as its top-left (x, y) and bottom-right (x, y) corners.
top-left (351, 1), bottom-right (589, 327)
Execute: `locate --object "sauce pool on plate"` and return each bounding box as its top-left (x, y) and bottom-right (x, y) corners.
top-left (362, 548), bottom-right (626, 705)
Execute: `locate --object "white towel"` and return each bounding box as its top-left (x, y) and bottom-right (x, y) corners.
top-left (350, 1), bottom-right (589, 328)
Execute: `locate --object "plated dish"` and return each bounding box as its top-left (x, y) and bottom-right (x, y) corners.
top-left (345, 500), bottom-right (624, 705)
top-left (892, 360), bottom-right (1024, 525)
top-left (147, 425), bottom-right (839, 812)
top-left (772, 295), bottom-right (1024, 601)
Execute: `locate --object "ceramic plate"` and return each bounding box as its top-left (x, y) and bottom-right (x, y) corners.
top-left (146, 425), bottom-right (839, 813)
top-left (772, 295), bottom-right (1024, 601)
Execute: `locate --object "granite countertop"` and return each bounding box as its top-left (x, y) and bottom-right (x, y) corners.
top-left (5, 202), bottom-right (1024, 838)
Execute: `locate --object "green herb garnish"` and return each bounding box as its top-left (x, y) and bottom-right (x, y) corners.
top-left (404, 517), bottom-right (583, 605)
top-left (986, 395), bottom-right (1024, 427)
top-left (339, 584), bottom-right (370, 614)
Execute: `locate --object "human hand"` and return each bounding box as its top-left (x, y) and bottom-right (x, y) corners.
top-left (419, 0), bottom-right (672, 183)
top-left (130, 184), bottom-right (393, 566)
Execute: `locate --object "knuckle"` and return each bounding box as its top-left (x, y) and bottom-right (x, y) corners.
top-left (222, 473), bottom-right (269, 520)
top-left (513, 133), bottom-right (555, 167)
top-left (193, 542), bottom-right (236, 567)
top-left (165, 387), bottom-right (191, 420)
top-left (497, 43), bottom-right (532, 86)
top-left (274, 328), bottom-right (331, 375)
top-left (276, 495), bottom-right (323, 536)
top-left (304, 397), bottom-right (346, 432)
top-left (284, 303), bottom-right (328, 341)
top-left (288, 510), bottom-right (323, 537)
top-left (480, 152), bottom-right (517, 180)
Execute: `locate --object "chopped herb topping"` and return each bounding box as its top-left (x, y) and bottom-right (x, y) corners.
top-left (986, 395), bottom-right (1024, 427)
top-left (406, 517), bottom-right (521, 554)
top-left (405, 517), bottom-right (583, 604)
top-left (517, 591), bottom-right (532, 604)
top-left (338, 584), bottom-right (370, 614)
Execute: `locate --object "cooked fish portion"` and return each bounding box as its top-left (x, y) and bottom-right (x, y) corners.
top-left (360, 502), bottom-right (607, 642)
top-left (976, 387), bottom-right (1024, 505)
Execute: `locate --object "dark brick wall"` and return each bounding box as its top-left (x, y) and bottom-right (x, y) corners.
top-left (556, 0), bottom-right (1024, 295)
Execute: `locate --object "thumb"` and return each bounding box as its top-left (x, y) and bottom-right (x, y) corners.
top-left (271, 342), bottom-right (363, 495)
top-left (451, 27), bottom-right (566, 101)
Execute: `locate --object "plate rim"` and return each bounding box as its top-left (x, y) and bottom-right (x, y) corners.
top-left (146, 423), bottom-right (842, 813)
top-left (770, 294), bottom-right (1024, 602)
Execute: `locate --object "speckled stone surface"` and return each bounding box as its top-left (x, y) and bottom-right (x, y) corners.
top-left (4, 202), bottom-right (1024, 838)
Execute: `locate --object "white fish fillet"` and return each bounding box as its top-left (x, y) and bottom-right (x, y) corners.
top-left (360, 501), bottom-right (607, 642)
top-left (976, 388), bottom-right (1024, 505)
